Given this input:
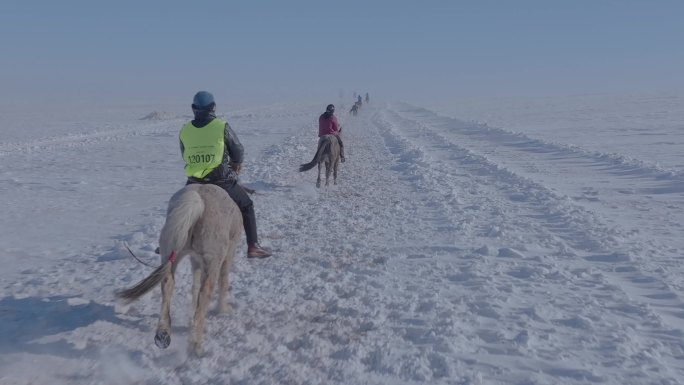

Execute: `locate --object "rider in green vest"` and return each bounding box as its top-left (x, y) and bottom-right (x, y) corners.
top-left (178, 91), bottom-right (271, 258)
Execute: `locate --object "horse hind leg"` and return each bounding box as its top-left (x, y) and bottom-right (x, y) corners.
top-left (188, 256), bottom-right (220, 356)
top-left (190, 257), bottom-right (202, 315)
top-left (217, 247), bottom-right (236, 314)
top-left (333, 158), bottom-right (339, 185)
top-left (218, 219), bottom-right (241, 314)
top-left (155, 264), bottom-right (176, 349)
top-left (325, 161), bottom-right (332, 186)
top-left (316, 163), bottom-right (322, 188)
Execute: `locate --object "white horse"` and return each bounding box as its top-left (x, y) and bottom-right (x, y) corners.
top-left (299, 134), bottom-right (341, 187)
top-left (117, 183), bottom-right (243, 356)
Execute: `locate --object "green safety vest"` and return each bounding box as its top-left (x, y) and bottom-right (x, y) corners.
top-left (179, 119), bottom-right (225, 178)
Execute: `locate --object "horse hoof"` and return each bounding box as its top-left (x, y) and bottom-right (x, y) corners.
top-left (218, 303), bottom-right (232, 314)
top-left (188, 341), bottom-right (203, 357)
top-left (155, 331), bottom-right (171, 349)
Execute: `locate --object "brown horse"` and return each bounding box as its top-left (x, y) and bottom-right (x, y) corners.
top-left (299, 134), bottom-right (341, 187)
top-left (116, 183), bottom-right (243, 356)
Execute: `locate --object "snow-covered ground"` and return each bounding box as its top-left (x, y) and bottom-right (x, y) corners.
top-left (1, 94), bottom-right (683, 384)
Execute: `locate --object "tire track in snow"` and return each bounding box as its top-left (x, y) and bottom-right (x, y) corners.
top-left (375, 103), bottom-right (684, 380)
top-left (394, 103), bottom-right (684, 256)
top-left (373, 108), bottom-right (621, 382)
top-left (372, 107), bottom-right (598, 252)
top-left (387, 104), bottom-right (684, 328)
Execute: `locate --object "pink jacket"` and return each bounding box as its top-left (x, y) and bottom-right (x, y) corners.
top-left (318, 113), bottom-right (340, 137)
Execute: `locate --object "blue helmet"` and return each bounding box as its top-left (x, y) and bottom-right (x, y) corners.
top-left (192, 91), bottom-right (215, 110)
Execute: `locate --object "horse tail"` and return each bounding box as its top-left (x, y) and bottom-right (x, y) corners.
top-left (116, 189), bottom-right (205, 303)
top-left (159, 189), bottom-right (205, 256)
top-left (299, 138), bottom-right (330, 172)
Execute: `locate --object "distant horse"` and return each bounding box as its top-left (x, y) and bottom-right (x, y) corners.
top-left (349, 103), bottom-right (359, 116)
top-left (116, 184), bottom-right (243, 356)
top-left (299, 134), bottom-right (341, 187)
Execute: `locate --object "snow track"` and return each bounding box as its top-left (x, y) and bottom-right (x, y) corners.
top-left (371, 103), bottom-right (684, 383)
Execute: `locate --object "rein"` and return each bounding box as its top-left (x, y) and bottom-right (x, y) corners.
top-left (123, 242), bottom-right (158, 268)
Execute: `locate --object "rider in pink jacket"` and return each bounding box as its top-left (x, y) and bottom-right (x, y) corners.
top-left (318, 104), bottom-right (345, 161)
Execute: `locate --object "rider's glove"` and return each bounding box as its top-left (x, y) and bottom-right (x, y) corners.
top-left (229, 161), bottom-right (242, 175)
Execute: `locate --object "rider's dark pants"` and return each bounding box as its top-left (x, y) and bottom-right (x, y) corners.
top-left (336, 134), bottom-right (345, 158)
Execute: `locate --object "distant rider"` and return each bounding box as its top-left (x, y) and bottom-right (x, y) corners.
top-left (319, 104), bottom-right (345, 162)
top-left (349, 103), bottom-right (359, 116)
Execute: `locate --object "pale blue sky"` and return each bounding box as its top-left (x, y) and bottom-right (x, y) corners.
top-left (1, 0), bottom-right (683, 106)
